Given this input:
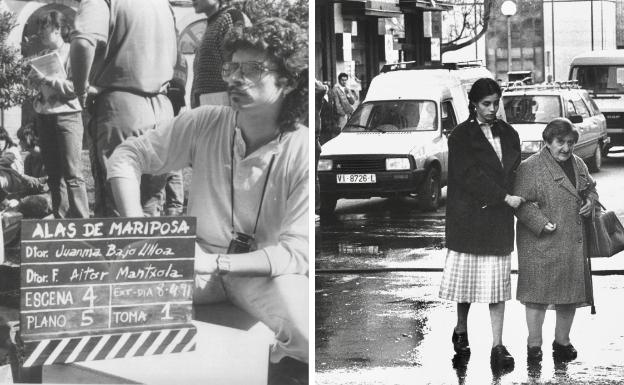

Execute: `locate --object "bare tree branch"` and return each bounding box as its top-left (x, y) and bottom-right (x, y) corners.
top-left (441, 0), bottom-right (492, 54)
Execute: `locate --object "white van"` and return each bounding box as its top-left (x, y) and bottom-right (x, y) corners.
top-left (317, 63), bottom-right (494, 215)
top-left (569, 50), bottom-right (624, 153)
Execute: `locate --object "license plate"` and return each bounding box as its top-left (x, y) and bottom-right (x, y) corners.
top-left (336, 174), bottom-right (376, 183)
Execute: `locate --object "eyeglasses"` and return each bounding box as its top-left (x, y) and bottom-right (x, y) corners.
top-left (221, 61), bottom-right (278, 83)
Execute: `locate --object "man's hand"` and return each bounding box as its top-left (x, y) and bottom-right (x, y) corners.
top-left (194, 243), bottom-right (218, 274)
top-left (543, 222), bottom-right (557, 233)
top-left (579, 199), bottom-right (594, 217)
top-left (504, 194), bottom-right (526, 209)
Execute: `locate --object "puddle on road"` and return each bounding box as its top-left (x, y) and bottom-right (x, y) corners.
top-left (317, 244), bottom-right (446, 271)
top-left (316, 274), bottom-right (624, 385)
top-left (316, 211), bottom-right (446, 271)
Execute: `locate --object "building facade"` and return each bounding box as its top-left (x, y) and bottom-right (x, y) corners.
top-left (442, 0), bottom-right (616, 83)
top-left (315, 0), bottom-right (451, 98)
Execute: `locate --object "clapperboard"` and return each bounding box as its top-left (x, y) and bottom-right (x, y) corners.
top-left (19, 217), bottom-right (197, 367)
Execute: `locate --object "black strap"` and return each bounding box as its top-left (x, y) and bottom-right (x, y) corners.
top-left (230, 130), bottom-right (276, 238)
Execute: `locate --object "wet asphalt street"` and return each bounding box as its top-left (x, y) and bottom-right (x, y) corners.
top-left (315, 155), bottom-right (624, 384)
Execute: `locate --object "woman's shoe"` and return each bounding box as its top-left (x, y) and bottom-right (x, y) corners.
top-left (552, 341), bottom-right (577, 361)
top-left (490, 345), bottom-right (514, 368)
top-left (527, 346), bottom-right (543, 362)
top-left (452, 329), bottom-right (470, 354)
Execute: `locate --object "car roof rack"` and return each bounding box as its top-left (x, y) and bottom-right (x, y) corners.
top-left (502, 80), bottom-right (582, 92)
top-left (379, 60), bottom-right (485, 73)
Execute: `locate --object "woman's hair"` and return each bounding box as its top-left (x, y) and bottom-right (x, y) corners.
top-left (467, 78), bottom-right (502, 119)
top-left (0, 127), bottom-right (17, 150)
top-left (542, 117), bottom-right (580, 144)
top-left (223, 17), bottom-right (308, 132)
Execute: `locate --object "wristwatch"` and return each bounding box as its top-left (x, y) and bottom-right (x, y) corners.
top-left (216, 254), bottom-right (231, 275)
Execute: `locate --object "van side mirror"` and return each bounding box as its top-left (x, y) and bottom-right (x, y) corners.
top-left (569, 114), bottom-right (583, 124)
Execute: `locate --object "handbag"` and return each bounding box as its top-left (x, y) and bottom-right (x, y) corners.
top-left (586, 200), bottom-right (624, 258)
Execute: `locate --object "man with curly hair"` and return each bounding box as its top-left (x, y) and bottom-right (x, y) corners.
top-left (107, 18), bottom-right (309, 384)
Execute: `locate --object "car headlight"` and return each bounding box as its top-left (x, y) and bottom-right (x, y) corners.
top-left (317, 159), bottom-right (333, 171)
top-left (521, 141), bottom-right (543, 153)
top-left (386, 157), bottom-right (411, 170)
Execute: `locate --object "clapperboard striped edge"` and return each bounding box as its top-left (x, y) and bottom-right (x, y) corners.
top-left (23, 327), bottom-right (197, 367)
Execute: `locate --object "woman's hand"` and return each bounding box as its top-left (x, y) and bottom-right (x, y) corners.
top-left (543, 222), bottom-right (557, 233)
top-left (579, 199), bottom-right (594, 217)
top-left (504, 194), bottom-right (526, 209)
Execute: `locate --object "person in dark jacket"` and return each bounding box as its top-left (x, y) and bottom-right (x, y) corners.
top-left (438, 78), bottom-right (523, 370)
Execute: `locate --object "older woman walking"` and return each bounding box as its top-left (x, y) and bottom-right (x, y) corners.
top-left (514, 117), bottom-right (597, 364)
top-left (439, 78), bottom-right (523, 370)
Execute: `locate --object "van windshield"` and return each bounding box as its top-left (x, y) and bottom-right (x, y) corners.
top-left (503, 95), bottom-right (562, 124)
top-left (571, 66), bottom-right (624, 94)
top-left (343, 100), bottom-right (438, 132)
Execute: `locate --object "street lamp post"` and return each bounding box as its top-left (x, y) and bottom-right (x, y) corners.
top-left (501, 0), bottom-right (517, 80)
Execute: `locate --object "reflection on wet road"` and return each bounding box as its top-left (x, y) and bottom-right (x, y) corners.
top-left (316, 158), bottom-right (624, 384)
top-left (316, 200), bottom-right (446, 272)
top-left (316, 273), bottom-right (624, 385)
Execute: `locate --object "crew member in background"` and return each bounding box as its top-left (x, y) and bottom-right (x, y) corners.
top-left (28, 10), bottom-right (89, 219)
top-left (190, 0), bottom-right (250, 107)
top-left (69, 0), bottom-right (178, 217)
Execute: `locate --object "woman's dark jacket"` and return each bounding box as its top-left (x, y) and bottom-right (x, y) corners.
top-left (445, 118), bottom-right (521, 255)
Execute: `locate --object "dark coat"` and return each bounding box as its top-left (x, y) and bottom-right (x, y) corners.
top-left (514, 148), bottom-right (597, 305)
top-left (445, 118), bottom-right (521, 255)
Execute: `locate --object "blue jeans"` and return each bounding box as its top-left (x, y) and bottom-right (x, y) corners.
top-left (35, 112), bottom-right (89, 218)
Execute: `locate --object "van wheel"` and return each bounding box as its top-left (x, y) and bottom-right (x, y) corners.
top-left (588, 145), bottom-right (602, 173)
top-left (320, 194), bottom-right (338, 217)
top-left (418, 167), bottom-right (441, 211)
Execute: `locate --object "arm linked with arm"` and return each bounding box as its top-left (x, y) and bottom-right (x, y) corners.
top-left (513, 162), bottom-right (550, 236)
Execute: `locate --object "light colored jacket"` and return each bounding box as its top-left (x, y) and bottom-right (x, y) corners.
top-left (331, 84), bottom-right (356, 117)
top-left (514, 147), bottom-right (597, 305)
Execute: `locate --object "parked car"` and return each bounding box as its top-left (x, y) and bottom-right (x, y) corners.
top-left (317, 63), bottom-right (494, 216)
top-left (569, 50), bottom-right (624, 155)
top-left (502, 82), bottom-right (609, 172)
